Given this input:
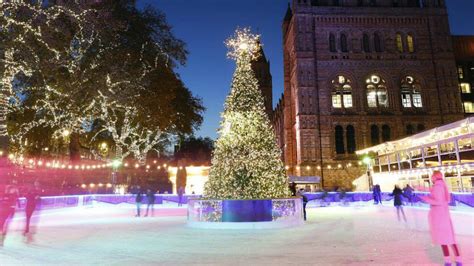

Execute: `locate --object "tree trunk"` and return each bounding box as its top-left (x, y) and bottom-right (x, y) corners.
top-left (69, 133), bottom-right (81, 162)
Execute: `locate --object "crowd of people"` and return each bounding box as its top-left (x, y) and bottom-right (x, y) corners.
top-left (0, 180), bottom-right (42, 246)
top-left (1, 173), bottom-right (465, 265)
top-left (132, 186), bottom-right (186, 217)
top-left (370, 172), bottom-right (463, 266)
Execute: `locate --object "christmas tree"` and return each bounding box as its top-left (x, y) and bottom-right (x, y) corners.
top-left (204, 28), bottom-right (289, 200)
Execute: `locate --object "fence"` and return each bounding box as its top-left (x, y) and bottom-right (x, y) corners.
top-left (14, 192), bottom-right (474, 211)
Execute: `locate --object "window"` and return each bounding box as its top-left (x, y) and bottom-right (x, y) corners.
top-left (460, 83), bottom-right (470, 93)
top-left (331, 75), bottom-right (353, 108)
top-left (396, 33), bottom-right (403, 53)
top-left (457, 66), bottom-right (464, 79)
top-left (366, 75), bottom-right (388, 108)
top-left (334, 0), bottom-right (340, 5)
top-left (374, 33), bottom-right (382, 52)
top-left (401, 76), bottom-right (423, 108)
top-left (358, 0), bottom-right (363, 6)
top-left (346, 125), bottom-right (356, 154)
top-left (363, 34), bottom-right (370, 53)
top-left (382, 125), bottom-right (391, 142)
top-left (370, 125), bottom-right (380, 146)
top-left (340, 34), bottom-right (348, 52)
top-left (329, 33), bottom-right (336, 52)
top-left (332, 94), bottom-right (342, 108)
top-left (370, 0), bottom-right (376, 6)
top-left (406, 124), bottom-right (414, 135)
top-left (464, 102), bottom-right (474, 113)
top-left (335, 125), bottom-right (345, 154)
top-left (407, 34), bottom-right (415, 53)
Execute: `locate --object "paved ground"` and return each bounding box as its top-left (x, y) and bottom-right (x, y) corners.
top-left (0, 204), bottom-right (472, 265)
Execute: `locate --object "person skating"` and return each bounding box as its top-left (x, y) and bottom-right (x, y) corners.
top-left (373, 184), bottom-right (382, 205)
top-left (420, 171), bottom-right (462, 266)
top-left (144, 189), bottom-right (155, 217)
top-left (0, 180), bottom-right (20, 247)
top-left (135, 187), bottom-right (143, 217)
top-left (24, 181), bottom-right (41, 236)
top-left (177, 186), bottom-right (185, 207)
top-left (297, 188), bottom-right (308, 221)
top-left (390, 185), bottom-right (407, 222)
top-left (403, 184), bottom-right (414, 206)
top-left (289, 182), bottom-right (297, 197)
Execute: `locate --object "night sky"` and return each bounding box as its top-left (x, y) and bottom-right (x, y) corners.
top-left (137, 0), bottom-right (474, 139)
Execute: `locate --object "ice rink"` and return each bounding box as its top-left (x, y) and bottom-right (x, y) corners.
top-left (0, 203), bottom-right (473, 265)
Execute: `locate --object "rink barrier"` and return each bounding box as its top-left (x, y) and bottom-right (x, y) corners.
top-left (187, 198), bottom-right (304, 229)
top-left (16, 194), bottom-right (196, 210)
top-left (14, 192), bottom-right (473, 210)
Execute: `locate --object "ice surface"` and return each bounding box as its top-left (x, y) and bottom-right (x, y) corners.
top-left (0, 203), bottom-right (473, 265)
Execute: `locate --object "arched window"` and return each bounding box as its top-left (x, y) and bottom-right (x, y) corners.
top-left (340, 33), bottom-right (348, 52)
top-left (374, 33), bottom-right (382, 52)
top-left (363, 34), bottom-right (370, 53)
top-left (401, 76), bottom-right (423, 108)
top-left (366, 75), bottom-right (389, 108)
top-left (406, 124), bottom-right (414, 135)
top-left (335, 125), bottom-right (345, 154)
top-left (346, 125), bottom-right (356, 154)
top-left (396, 33), bottom-right (403, 53)
top-left (331, 75), bottom-right (352, 108)
top-left (329, 33), bottom-right (336, 52)
top-left (382, 125), bottom-right (391, 142)
top-left (370, 125), bottom-right (380, 146)
top-left (417, 124), bottom-right (425, 132)
top-left (407, 34), bottom-right (415, 53)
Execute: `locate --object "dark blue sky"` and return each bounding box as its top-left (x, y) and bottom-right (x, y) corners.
top-left (138, 0), bottom-right (474, 139)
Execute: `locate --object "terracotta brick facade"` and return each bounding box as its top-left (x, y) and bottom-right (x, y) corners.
top-left (274, 0), bottom-right (464, 190)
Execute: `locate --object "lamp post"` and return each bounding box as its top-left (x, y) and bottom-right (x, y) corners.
top-left (111, 159), bottom-right (122, 193)
top-left (362, 156), bottom-right (373, 191)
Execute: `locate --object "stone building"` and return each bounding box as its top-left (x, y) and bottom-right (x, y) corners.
top-left (274, 0), bottom-right (464, 189)
top-left (252, 46), bottom-right (273, 118)
top-left (452, 35), bottom-right (474, 115)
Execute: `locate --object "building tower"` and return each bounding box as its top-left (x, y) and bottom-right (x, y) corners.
top-left (275, 0), bottom-right (464, 189)
top-left (251, 46), bottom-right (273, 118)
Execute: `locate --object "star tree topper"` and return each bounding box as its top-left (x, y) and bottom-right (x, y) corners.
top-left (225, 28), bottom-right (261, 61)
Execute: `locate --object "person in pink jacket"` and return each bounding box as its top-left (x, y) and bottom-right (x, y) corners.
top-left (420, 171), bottom-right (462, 266)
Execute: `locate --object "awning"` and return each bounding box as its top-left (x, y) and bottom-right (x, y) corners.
top-left (288, 176), bottom-right (321, 184)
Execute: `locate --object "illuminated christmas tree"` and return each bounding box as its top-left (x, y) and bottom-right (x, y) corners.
top-left (204, 28), bottom-right (289, 200)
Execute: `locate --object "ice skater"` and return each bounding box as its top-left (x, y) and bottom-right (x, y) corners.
top-left (420, 171), bottom-right (462, 266)
top-left (373, 184), bottom-right (382, 205)
top-left (403, 184), bottom-right (414, 206)
top-left (24, 181), bottom-right (41, 240)
top-left (390, 185), bottom-right (407, 222)
top-left (289, 182), bottom-right (297, 196)
top-left (297, 188), bottom-right (308, 221)
top-left (0, 180), bottom-right (20, 246)
top-left (177, 186), bottom-right (184, 207)
top-left (135, 187), bottom-right (143, 217)
top-left (144, 189), bottom-right (155, 217)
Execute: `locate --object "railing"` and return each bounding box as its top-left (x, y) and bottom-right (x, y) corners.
top-left (16, 194), bottom-right (197, 210)
top-left (13, 192), bottom-right (474, 211)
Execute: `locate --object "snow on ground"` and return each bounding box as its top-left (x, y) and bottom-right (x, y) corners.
top-left (0, 203), bottom-right (473, 265)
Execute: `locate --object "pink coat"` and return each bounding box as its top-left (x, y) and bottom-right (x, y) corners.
top-left (421, 180), bottom-right (456, 245)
